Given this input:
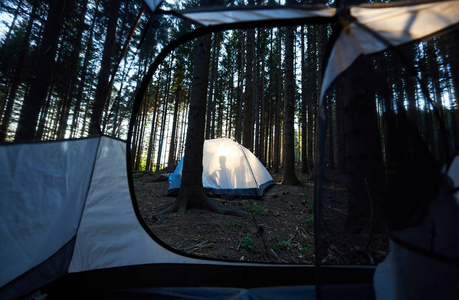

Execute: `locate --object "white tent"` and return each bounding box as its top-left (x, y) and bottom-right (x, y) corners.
top-left (167, 138), bottom-right (275, 197)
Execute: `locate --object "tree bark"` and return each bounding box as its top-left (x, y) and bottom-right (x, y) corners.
top-left (145, 86), bottom-right (159, 171)
top-left (281, 23), bottom-right (299, 185)
top-left (243, 26), bottom-right (255, 150)
top-left (89, 0), bottom-right (121, 135)
top-left (235, 31), bottom-right (244, 143)
top-left (162, 19), bottom-right (248, 217)
top-left (274, 30), bottom-right (282, 173)
top-left (70, 1), bottom-right (98, 138)
top-left (168, 79), bottom-right (181, 166)
top-left (57, 0), bottom-right (88, 139)
top-left (15, 0), bottom-right (67, 141)
top-left (0, 0), bottom-right (37, 141)
top-left (300, 25), bottom-right (309, 173)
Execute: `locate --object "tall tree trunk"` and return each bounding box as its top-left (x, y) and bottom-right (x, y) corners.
top-left (274, 30), bottom-right (282, 173)
top-left (164, 29), bottom-right (212, 214)
top-left (257, 29), bottom-right (266, 163)
top-left (307, 26), bottom-right (317, 173)
top-left (300, 25), bottom-right (309, 173)
top-left (282, 22), bottom-right (299, 185)
top-left (235, 31), bottom-right (244, 143)
top-left (156, 67), bottom-right (171, 171)
top-left (70, 2), bottom-right (98, 138)
top-left (206, 35), bottom-right (218, 139)
top-left (162, 2), bottom-right (247, 217)
top-left (35, 74), bottom-right (57, 140)
top-left (15, 0), bottom-right (67, 141)
top-left (0, 1), bottom-right (37, 141)
top-left (134, 103), bottom-right (147, 170)
top-left (57, 0), bottom-right (88, 139)
top-left (89, 0), bottom-right (121, 135)
top-left (0, 0), bottom-right (24, 68)
top-left (168, 85), bottom-right (181, 166)
top-left (243, 25), bottom-right (255, 150)
top-left (145, 88), bottom-right (159, 171)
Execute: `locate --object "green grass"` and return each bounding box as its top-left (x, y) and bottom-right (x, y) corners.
top-left (246, 205), bottom-right (265, 215)
top-left (240, 236), bottom-right (254, 250)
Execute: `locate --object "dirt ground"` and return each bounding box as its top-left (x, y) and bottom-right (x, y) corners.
top-left (133, 167), bottom-right (389, 265)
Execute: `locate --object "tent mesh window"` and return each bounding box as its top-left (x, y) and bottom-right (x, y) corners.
top-left (319, 25), bottom-right (458, 265)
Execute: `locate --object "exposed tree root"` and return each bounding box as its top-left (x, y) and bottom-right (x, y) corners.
top-left (160, 187), bottom-right (250, 217)
top-left (281, 178), bottom-right (300, 186)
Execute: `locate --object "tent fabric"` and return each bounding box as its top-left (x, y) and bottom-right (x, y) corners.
top-left (0, 137), bottom-right (100, 288)
top-left (81, 284), bottom-right (376, 299)
top-left (143, 0), bottom-right (163, 12)
top-left (181, 7), bottom-right (336, 26)
top-left (167, 138), bottom-right (275, 197)
top-left (373, 155), bottom-right (459, 300)
top-left (67, 137), bottom-right (203, 273)
top-left (0, 239), bottom-right (76, 300)
top-left (0, 136), bottom-right (279, 298)
top-left (320, 0), bottom-right (459, 101)
top-left (448, 155), bottom-right (459, 206)
top-left (0, 136), bottom-right (206, 295)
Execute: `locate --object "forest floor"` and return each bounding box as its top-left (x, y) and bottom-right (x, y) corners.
top-left (134, 166), bottom-right (389, 265)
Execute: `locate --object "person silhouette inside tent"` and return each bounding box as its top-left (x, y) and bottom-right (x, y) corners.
top-left (233, 155), bottom-right (248, 189)
top-left (211, 156), bottom-right (232, 189)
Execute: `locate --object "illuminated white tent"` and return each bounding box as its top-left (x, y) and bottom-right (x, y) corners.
top-left (167, 138), bottom-right (275, 197)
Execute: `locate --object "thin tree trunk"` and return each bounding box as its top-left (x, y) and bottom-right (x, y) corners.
top-left (168, 85), bottom-right (181, 165)
top-left (70, 4), bottom-right (97, 138)
top-left (57, 0), bottom-right (88, 139)
top-left (206, 35), bottom-right (218, 139)
top-left (89, 0), bottom-right (121, 135)
top-left (300, 25), bottom-right (309, 173)
top-left (15, 0), bottom-right (67, 141)
top-left (243, 26), bottom-right (255, 150)
top-left (235, 31), bottom-right (244, 143)
top-left (274, 30), bottom-right (282, 173)
top-left (0, 1), bottom-right (37, 141)
top-left (156, 61), bottom-right (172, 170)
top-left (134, 103), bottom-right (147, 170)
top-left (282, 23), bottom-right (299, 185)
top-left (258, 29), bottom-right (266, 163)
top-left (307, 26), bottom-right (317, 173)
top-left (145, 87), bottom-right (159, 171)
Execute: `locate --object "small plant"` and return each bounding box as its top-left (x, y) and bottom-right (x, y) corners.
top-left (271, 235), bottom-right (280, 243)
top-left (221, 250), bottom-right (229, 258)
top-left (229, 220), bottom-right (238, 228)
top-left (276, 240), bottom-right (291, 249)
top-left (240, 236), bottom-right (254, 250)
top-left (247, 205), bottom-right (265, 215)
top-left (302, 247), bottom-right (312, 253)
top-left (306, 215), bottom-right (314, 222)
